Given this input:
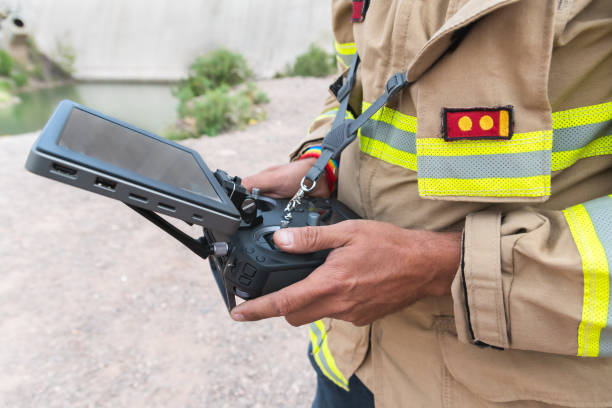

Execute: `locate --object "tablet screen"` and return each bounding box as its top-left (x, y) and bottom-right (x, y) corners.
top-left (58, 108), bottom-right (221, 202)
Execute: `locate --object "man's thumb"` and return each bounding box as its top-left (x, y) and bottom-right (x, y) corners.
top-left (273, 224), bottom-right (350, 253)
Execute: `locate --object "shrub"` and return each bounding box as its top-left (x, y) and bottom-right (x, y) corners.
top-left (239, 81), bottom-right (269, 104)
top-left (189, 86), bottom-right (235, 136)
top-left (165, 126), bottom-right (195, 141)
top-left (0, 50), bottom-right (13, 76)
top-left (169, 49), bottom-right (267, 138)
top-left (0, 79), bottom-right (13, 105)
top-left (181, 85), bottom-right (266, 137)
top-left (178, 48), bottom-right (254, 98)
top-left (277, 44), bottom-right (335, 77)
top-left (11, 70), bottom-right (28, 87)
top-left (191, 49), bottom-right (253, 86)
top-left (0, 78), bottom-right (13, 90)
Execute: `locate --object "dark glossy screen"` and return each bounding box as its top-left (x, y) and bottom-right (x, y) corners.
top-left (58, 108), bottom-right (221, 202)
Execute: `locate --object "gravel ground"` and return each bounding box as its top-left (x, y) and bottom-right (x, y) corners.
top-left (0, 77), bottom-right (332, 407)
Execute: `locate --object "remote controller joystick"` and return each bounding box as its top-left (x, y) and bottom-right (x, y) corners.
top-left (206, 195), bottom-right (359, 310)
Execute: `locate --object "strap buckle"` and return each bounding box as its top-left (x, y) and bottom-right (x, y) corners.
top-left (336, 78), bottom-right (353, 102)
top-left (385, 71), bottom-right (409, 98)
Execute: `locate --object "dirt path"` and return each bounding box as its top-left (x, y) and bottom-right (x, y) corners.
top-left (0, 77), bottom-right (332, 407)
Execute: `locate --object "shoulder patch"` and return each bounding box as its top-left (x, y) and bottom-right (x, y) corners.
top-left (351, 0), bottom-right (369, 22)
top-left (443, 107), bottom-right (513, 141)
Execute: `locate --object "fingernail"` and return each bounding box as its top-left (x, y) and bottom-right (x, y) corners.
top-left (275, 229), bottom-right (293, 247)
top-left (231, 312), bottom-right (245, 322)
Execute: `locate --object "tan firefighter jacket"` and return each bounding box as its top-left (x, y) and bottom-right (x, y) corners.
top-left (289, 0), bottom-right (612, 407)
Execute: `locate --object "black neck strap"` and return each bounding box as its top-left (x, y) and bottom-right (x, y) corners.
top-left (304, 53), bottom-right (411, 185)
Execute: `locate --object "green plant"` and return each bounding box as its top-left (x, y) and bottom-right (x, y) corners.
top-left (190, 49), bottom-right (253, 88)
top-left (0, 78), bottom-right (13, 91)
top-left (11, 70), bottom-right (28, 87)
top-left (176, 48), bottom-right (254, 99)
top-left (0, 78), bottom-right (13, 105)
top-left (241, 81), bottom-right (269, 104)
top-left (0, 50), bottom-right (13, 76)
top-left (170, 49), bottom-right (267, 139)
top-left (190, 86), bottom-right (235, 136)
top-left (177, 84), bottom-right (267, 137)
top-left (165, 126), bottom-right (194, 141)
top-left (277, 44), bottom-right (335, 77)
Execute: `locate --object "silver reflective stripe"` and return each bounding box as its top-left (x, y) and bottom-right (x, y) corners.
top-left (585, 196), bottom-right (612, 357)
top-left (337, 53), bottom-right (353, 67)
top-left (417, 151), bottom-right (551, 179)
top-left (553, 121), bottom-right (612, 152)
top-left (309, 321), bottom-right (324, 349)
top-left (360, 120), bottom-right (417, 154)
top-left (308, 322), bottom-right (347, 388)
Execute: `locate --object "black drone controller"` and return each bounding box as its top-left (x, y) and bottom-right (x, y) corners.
top-left (25, 100), bottom-right (362, 314)
top-left (130, 170), bottom-right (360, 311)
top-left (206, 194), bottom-right (359, 310)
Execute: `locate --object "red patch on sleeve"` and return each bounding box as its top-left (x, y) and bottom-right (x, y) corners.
top-left (352, 1), bottom-right (365, 22)
top-left (443, 107), bottom-right (513, 141)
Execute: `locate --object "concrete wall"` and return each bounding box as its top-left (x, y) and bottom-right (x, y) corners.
top-left (5, 0), bottom-right (333, 80)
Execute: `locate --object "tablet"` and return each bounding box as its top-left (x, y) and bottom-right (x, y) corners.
top-left (25, 100), bottom-right (241, 235)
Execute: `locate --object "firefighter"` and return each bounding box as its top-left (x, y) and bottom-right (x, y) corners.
top-left (234, 0), bottom-right (612, 406)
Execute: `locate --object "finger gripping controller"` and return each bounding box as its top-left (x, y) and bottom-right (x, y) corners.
top-left (206, 196), bottom-right (360, 310)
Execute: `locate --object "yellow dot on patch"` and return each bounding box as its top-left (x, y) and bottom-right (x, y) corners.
top-left (458, 116), bottom-right (472, 131)
top-left (480, 115), bottom-right (494, 130)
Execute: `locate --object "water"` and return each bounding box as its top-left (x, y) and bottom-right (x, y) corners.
top-left (0, 82), bottom-right (178, 136)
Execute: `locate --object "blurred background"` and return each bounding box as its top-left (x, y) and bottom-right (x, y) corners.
top-left (0, 1), bottom-right (338, 406)
top-left (0, 0), bottom-right (333, 135)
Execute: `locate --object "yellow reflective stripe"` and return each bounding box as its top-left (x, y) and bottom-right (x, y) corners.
top-left (551, 101), bottom-right (611, 170)
top-left (416, 130), bottom-right (553, 157)
top-left (315, 321), bottom-right (349, 388)
top-left (315, 108), bottom-right (354, 122)
top-left (363, 101), bottom-right (417, 133)
top-left (418, 175), bottom-right (551, 197)
top-left (335, 41), bottom-right (356, 68)
top-left (334, 41), bottom-right (356, 55)
top-left (552, 102), bottom-right (612, 129)
top-left (552, 135), bottom-right (612, 171)
top-left (359, 132), bottom-right (417, 171)
top-left (308, 327), bottom-right (347, 390)
top-left (308, 320), bottom-right (349, 391)
top-left (314, 110), bottom-right (338, 122)
top-left (358, 100), bottom-right (609, 194)
top-left (563, 203), bottom-right (611, 357)
top-left (308, 108), bottom-right (354, 135)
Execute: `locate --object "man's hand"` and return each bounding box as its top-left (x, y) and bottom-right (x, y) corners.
top-left (230, 220), bottom-right (461, 326)
top-left (242, 158), bottom-right (330, 198)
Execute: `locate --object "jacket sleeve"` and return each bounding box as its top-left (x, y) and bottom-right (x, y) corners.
top-left (452, 192), bottom-right (612, 357)
top-left (289, 0), bottom-right (359, 161)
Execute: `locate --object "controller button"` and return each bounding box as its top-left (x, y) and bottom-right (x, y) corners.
top-left (256, 255), bottom-right (265, 262)
top-left (239, 276), bottom-right (252, 286)
top-left (243, 264), bottom-right (257, 277)
top-left (235, 288), bottom-right (251, 299)
top-left (246, 247), bottom-right (255, 254)
top-left (307, 211), bottom-right (321, 226)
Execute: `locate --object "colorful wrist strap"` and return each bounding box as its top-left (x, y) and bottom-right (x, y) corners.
top-left (299, 145), bottom-right (338, 192)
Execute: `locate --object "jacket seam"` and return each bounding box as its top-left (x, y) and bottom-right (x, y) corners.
top-left (492, 213), bottom-right (506, 347)
top-left (460, 231), bottom-right (477, 342)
